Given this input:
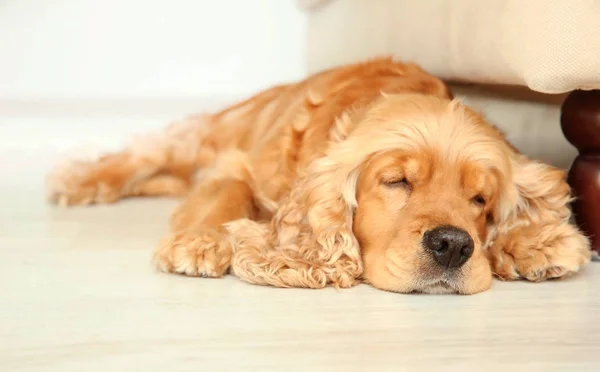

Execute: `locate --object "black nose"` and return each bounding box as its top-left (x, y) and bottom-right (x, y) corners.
top-left (423, 226), bottom-right (474, 268)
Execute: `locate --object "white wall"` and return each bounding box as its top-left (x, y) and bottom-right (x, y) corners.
top-left (0, 0), bottom-right (307, 100)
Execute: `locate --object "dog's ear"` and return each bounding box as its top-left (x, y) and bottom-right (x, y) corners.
top-left (500, 155), bottom-right (572, 226)
top-left (227, 139), bottom-right (365, 289)
top-left (486, 154), bottom-right (591, 280)
top-left (272, 149), bottom-right (364, 287)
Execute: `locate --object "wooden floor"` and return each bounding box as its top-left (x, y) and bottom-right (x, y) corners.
top-left (1, 146), bottom-right (600, 371)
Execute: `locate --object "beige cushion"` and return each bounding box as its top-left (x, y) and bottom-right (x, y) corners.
top-left (301, 0), bottom-right (600, 94)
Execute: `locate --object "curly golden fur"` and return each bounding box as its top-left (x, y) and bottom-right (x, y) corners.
top-left (46, 58), bottom-right (591, 294)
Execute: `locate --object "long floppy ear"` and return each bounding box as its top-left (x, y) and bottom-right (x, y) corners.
top-left (226, 148), bottom-right (363, 289)
top-left (487, 154), bottom-right (591, 281)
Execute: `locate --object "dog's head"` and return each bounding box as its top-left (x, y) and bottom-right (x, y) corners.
top-left (291, 93), bottom-right (584, 294)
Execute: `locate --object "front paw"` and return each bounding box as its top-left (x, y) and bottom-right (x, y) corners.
top-left (491, 223), bottom-right (591, 282)
top-left (152, 229), bottom-right (233, 278)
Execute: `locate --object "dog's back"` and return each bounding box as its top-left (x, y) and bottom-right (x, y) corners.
top-left (47, 58), bottom-right (450, 206)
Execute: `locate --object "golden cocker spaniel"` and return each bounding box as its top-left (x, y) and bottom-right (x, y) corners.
top-left (47, 58), bottom-right (591, 294)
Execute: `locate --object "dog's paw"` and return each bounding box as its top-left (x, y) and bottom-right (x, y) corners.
top-left (152, 229), bottom-right (233, 278)
top-left (516, 264), bottom-right (574, 282)
top-left (491, 224), bottom-right (591, 282)
top-left (46, 157), bottom-right (122, 206)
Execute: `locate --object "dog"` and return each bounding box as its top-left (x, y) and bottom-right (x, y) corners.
top-left (46, 58), bottom-right (591, 294)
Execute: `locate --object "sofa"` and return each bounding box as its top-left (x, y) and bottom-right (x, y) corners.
top-left (297, 0), bottom-right (600, 253)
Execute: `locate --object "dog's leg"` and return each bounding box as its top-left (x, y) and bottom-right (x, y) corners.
top-left (46, 116), bottom-right (217, 206)
top-left (152, 151), bottom-right (274, 278)
top-left (46, 83), bottom-right (288, 206)
top-left (152, 178), bottom-right (255, 278)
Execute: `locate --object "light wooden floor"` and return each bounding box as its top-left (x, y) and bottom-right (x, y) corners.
top-left (1, 129), bottom-right (600, 371)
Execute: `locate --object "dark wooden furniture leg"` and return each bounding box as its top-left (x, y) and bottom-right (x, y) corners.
top-left (560, 90), bottom-right (600, 254)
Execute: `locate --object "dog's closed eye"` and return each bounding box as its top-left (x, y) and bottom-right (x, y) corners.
top-left (471, 195), bottom-right (486, 206)
top-left (382, 178), bottom-right (410, 190)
